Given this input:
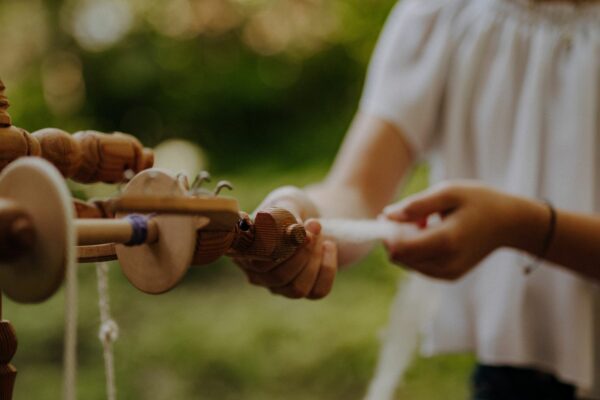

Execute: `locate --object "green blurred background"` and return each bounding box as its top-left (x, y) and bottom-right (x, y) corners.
top-left (1, 0), bottom-right (473, 398)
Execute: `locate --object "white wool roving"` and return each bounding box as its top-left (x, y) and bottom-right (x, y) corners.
top-left (318, 218), bottom-right (419, 245)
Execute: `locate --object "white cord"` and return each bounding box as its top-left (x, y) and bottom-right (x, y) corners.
top-left (63, 250), bottom-right (78, 400)
top-left (96, 262), bottom-right (119, 400)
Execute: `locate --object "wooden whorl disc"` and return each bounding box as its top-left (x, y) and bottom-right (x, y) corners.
top-left (115, 169), bottom-right (200, 294)
top-left (0, 158), bottom-right (75, 303)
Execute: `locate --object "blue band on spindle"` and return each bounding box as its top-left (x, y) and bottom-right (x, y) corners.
top-left (124, 214), bottom-right (149, 246)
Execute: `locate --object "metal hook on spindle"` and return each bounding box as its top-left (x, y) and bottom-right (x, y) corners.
top-left (213, 180), bottom-right (233, 196)
top-left (190, 171), bottom-right (211, 195)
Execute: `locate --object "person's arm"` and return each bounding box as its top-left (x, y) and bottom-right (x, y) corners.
top-left (235, 112), bottom-right (415, 299)
top-left (384, 181), bottom-right (600, 281)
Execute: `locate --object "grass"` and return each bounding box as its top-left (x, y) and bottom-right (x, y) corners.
top-left (4, 163), bottom-right (474, 399)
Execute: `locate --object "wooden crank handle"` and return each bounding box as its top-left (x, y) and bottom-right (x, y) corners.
top-left (227, 207), bottom-right (306, 264)
top-left (0, 198), bottom-right (36, 260)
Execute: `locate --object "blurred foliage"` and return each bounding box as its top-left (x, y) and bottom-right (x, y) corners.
top-left (1, 0), bottom-right (396, 173)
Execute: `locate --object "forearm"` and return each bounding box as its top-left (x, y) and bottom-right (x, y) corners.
top-left (508, 197), bottom-right (600, 280)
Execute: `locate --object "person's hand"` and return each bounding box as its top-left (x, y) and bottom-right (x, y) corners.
top-left (383, 181), bottom-right (530, 280)
top-left (234, 186), bottom-right (338, 299)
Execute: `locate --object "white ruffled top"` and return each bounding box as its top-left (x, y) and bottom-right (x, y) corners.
top-left (360, 0), bottom-right (600, 396)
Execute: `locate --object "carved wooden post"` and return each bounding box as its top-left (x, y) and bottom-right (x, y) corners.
top-left (0, 294), bottom-right (17, 400)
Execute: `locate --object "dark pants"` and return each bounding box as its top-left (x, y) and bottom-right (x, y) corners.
top-left (471, 364), bottom-right (576, 400)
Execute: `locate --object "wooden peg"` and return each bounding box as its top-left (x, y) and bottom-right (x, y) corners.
top-left (72, 131), bottom-right (154, 183)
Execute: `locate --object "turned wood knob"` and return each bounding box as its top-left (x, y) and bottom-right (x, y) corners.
top-left (31, 128), bottom-right (82, 177)
top-left (72, 131), bottom-right (154, 183)
top-left (228, 207), bottom-right (307, 263)
top-left (0, 126), bottom-right (41, 171)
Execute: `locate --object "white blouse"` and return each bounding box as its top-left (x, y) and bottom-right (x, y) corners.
top-left (360, 0), bottom-right (600, 396)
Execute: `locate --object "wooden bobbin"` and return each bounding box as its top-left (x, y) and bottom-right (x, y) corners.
top-left (0, 158), bottom-right (75, 303)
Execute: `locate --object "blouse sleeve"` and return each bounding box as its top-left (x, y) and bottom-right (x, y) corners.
top-left (359, 0), bottom-right (457, 155)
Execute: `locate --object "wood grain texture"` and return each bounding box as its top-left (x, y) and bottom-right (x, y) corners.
top-left (77, 243), bottom-right (117, 263)
top-left (228, 207), bottom-right (306, 264)
top-left (0, 125), bottom-right (41, 171)
top-left (72, 131), bottom-right (154, 183)
top-left (115, 169), bottom-right (200, 294)
top-left (31, 128), bottom-right (82, 177)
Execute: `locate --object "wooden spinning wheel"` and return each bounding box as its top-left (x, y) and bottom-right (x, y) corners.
top-left (0, 79), bottom-right (309, 400)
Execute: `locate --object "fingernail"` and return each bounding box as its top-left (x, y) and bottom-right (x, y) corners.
top-left (305, 219), bottom-right (321, 235)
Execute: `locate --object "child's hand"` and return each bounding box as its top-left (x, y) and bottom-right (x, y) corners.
top-left (383, 181), bottom-right (525, 280)
top-left (234, 186), bottom-right (338, 299)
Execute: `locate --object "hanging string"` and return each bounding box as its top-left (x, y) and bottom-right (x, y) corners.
top-left (96, 262), bottom-right (119, 400)
top-left (63, 247), bottom-right (78, 400)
